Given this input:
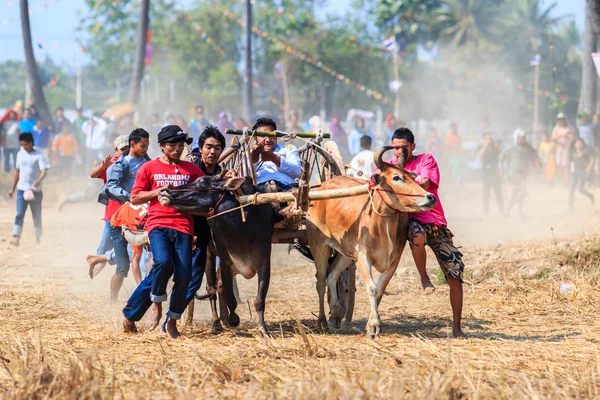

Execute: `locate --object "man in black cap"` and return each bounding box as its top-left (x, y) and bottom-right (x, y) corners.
top-left (122, 125), bottom-right (204, 338)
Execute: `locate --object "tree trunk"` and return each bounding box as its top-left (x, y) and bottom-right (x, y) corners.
top-left (579, 0), bottom-right (600, 114)
top-left (19, 0), bottom-right (52, 125)
top-left (127, 0), bottom-right (149, 105)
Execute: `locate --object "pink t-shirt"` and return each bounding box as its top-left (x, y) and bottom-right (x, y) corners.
top-left (390, 153), bottom-right (447, 226)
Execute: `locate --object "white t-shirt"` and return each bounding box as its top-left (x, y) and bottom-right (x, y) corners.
top-left (16, 149), bottom-right (50, 191)
top-left (347, 150), bottom-right (375, 179)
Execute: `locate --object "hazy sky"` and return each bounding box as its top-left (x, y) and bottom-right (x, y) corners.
top-left (0, 0), bottom-right (586, 65)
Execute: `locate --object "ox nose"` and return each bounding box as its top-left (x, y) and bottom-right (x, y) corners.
top-left (426, 194), bottom-right (436, 203)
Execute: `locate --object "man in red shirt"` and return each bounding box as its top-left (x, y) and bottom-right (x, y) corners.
top-left (122, 125), bottom-right (203, 338)
top-left (391, 127), bottom-right (465, 338)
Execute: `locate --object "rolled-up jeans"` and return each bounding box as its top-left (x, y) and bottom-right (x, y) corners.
top-left (122, 227), bottom-right (192, 321)
top-left (12, 190), bottom-right (43, 238)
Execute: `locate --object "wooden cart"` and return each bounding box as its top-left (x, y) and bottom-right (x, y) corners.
top-left (224, 128), bottom-right (359, 324)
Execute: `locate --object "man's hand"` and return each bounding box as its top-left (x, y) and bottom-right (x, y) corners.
top-left (224, 169), bottom-right (237, 179)
top-left (33, 180), bottom-right (40, 188)
top-left (260, 151), bottom-right (281, 166)
top-left (8, 190), bottom-right (14, 199)
top-left (101, 154), bottom-right (114, 170)
top-left (252, 137), bottom-right (267, 152)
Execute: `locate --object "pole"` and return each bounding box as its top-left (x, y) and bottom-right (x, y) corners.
top-left (392, 51), bottom-right (400, 118)
top-left (243, 0), bottom-right (253, 121)
top-left (533, 61), bottom-right (540, 147)
top-left (116, 80), bottom-right (121, 103)
top-left (280, 64), bottom-right (290, 126)
top-left (76, 47), bottom-right (82, 109)
top-left (169, 79), bottom-right (175, 104)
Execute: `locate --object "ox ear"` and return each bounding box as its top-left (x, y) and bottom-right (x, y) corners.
top-left (370, 173), bottom-right (384, 185)
top-left (224, 177), bottom-right (245, 191)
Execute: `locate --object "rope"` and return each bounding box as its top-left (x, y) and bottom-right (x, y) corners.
top-left (206, 192), bottom-right (262, 220)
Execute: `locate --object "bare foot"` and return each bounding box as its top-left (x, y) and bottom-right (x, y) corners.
top-left (452, 328), bottom-right (467, 339)
top-left (165, 318), bottom-right (181, 338)
top-left (123, 317), bottom-right (138, 333)
top-left (86, 255), bottom-right (105, 279)
top-left (421, 277), bottom-right (435, 295)
top-left (146, 303), bottom-right (162, 331)
top-left (91, 262), bottom-right (106, 278)
top-left (9, 237), bottom-right (20, 247)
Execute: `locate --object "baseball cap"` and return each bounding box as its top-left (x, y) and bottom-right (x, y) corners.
top-left (114, 135), bottom-right (129, 150)
top-left (513, 128), bottom-right (526, 138)
top-left (556, 112), bottom-right (566, 119)
top-left (157, 125), bottom-right (193, 144)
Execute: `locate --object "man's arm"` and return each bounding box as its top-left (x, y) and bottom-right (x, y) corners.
top-left (8, 168), bottom-right (19, 198)
top-left (419, 178), bottom-right (431, 190)
top-left (33, 169), bottom-right (48, 188)
top-left (130, 165), bottom-right (161, 205)
top-left (90, 154), bottom-right (113, 178)
top-left (105, 158), bottom-right (131, 203)
top-left (131, 187), bottom-right (162, 205)
top-left (277, 145), bottom-right (302, 179)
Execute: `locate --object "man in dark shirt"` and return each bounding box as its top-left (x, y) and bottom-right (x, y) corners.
top-left (477, 132), bottom-right (504, 215)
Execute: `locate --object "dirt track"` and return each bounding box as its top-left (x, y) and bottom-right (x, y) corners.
top-left (1, 177), bottom-right (600, 398)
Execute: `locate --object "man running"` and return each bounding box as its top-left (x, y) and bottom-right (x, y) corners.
top-left (101, 128), bottom-right (150, 302)
top-left (122, 125), bottom-right (203, 338)
top-left (391, 127), bottom-right (465, 338)
top-left (8, 133), bottom-right (50, 246)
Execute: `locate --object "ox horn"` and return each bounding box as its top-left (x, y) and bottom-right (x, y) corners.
top-left (122, 225), bottom-right (150, 246)
top-left (395, 145), bottom-right (408, 168)
top-left (373, 146), bottom-right (393, 171)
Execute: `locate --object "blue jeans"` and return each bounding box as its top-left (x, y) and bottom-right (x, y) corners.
top-left (110, 226), bottom-right (130, 278)
top-left (107, 245), bottom-right (152, 278)
top-left (12, 190), bottom-right (43, 238)
top-left (96, 220), bottom-right (113, 256)
top-left (122, 228), bottom-right (192, 321)
top-left (4, 148), bottom-right (18, 172)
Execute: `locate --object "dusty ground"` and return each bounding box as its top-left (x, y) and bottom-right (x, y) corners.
top-left (1, 176), bottom-right (600, 398)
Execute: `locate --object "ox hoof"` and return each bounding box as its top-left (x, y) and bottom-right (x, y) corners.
top-left (317, 317), bottom-right (328, 331)
top-left (211, 320), bottom-right (224, 334)
top-left (328, 317), bottom-right (342, 331)
top-left (228, 313), bottom-right (240, 328)
top-left (258, 324), bottom-right (271, 338)
top-left (366, 322), bottom-right (382, 338)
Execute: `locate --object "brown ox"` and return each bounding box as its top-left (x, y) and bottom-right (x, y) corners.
top-left (305, 146), bottom-right (435, 337)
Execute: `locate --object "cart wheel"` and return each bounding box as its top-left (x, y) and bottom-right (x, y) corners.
top-left (319, 140), bottom-right (345, 181)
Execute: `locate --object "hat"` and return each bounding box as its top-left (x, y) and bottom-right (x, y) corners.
top-left (514, 128), bottom-right (526, 138)
top-left (157, 125), bottom-right (193, 145)
top-left (218, 111), bottom-right (227, 119)
top-left (556, 112), bottom-right (566, 119)
top-left (114, 135), bottom-right (129, 150)
top-left (578, 110), bottom-right (589, 118)
top-left (76, 106), bottom-right (83, 112)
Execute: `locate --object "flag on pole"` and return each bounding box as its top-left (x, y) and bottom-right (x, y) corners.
top-left (529, 54), bottom-right (540, 66)
top-left (383, 37), bottom-right (397, 52)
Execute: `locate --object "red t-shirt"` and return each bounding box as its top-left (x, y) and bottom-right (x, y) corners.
top-left (99, 159), bottom-right (121, 221)
top-left (131, 159), bottom-right (203, 236)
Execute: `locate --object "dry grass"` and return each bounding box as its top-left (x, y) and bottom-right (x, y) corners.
top-left (2, 238), bottom-right (600, 399)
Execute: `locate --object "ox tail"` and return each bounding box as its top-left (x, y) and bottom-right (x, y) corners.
top-left (289, 241), bottom-right (314, 261)
top-left (289, 241), bottom-right (337, 265)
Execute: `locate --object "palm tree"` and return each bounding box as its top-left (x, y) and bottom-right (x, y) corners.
top-left (432, 0), bottom-right (501, 47)
top-left (502, 0), bottom-right (562, 52)
top-left (128, 0), bottom-right (150, 105)
top-left (19, 0), bottom-right (52, 123)
top-left (579, 0), bottom-right (600, 114)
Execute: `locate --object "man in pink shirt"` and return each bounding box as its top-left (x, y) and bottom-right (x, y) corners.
top-left (391, 127), bottom-right (465, 338)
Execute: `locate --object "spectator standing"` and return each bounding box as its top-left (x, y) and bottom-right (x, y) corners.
top-left (445, 123), bottom-right (463, 191)
top-left (53, 107), bottom-right (71, 136)
top-left (569, 138), bottom-right (595, 209)
top-left (31, 119), bottom-right (51, 158)
top-left (348, 117), bottom-right (375, 156)
top-left (577, 111), bottom-right (595, 149)
top-left (73, 107), bottom-right (88, 163)
top-left (328, 114), bottom-right (347, 156)
top-left (3, 111), bottom-right (21, 172)
top-left (477, 132), bottom-right (504, 215)
top-left (18, 109), bottom-right (35, 133)
top-left (552, 113), bottom-right (571, 185)
top-left (83, 115), bottom-right (109, 168)
top-left (52, 123), bottom-right (79, 178)
top-left (347, 135), bottom-right (375, 179)
top-left (538, 132), bottom-right (557, 187)
top-left (216, 111), bottom-right (234, 134)
top-left (426, 127), bottom-right (443, 161)
top-left (190, 105), bottom-right (210, 148)
top-left (7, 133), bottom-right (50, 246)
top-left (383, 114), bottom-right (397, 142)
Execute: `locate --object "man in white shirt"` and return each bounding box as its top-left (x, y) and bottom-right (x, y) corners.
top-left (83, 114), bottom-right (109, 168)
top-left (250, 117), bottom-right (302, 192)
top-left (347, 135), bottom-right (375, 179)
top-left (8, 133), bottom-right (50, 246)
